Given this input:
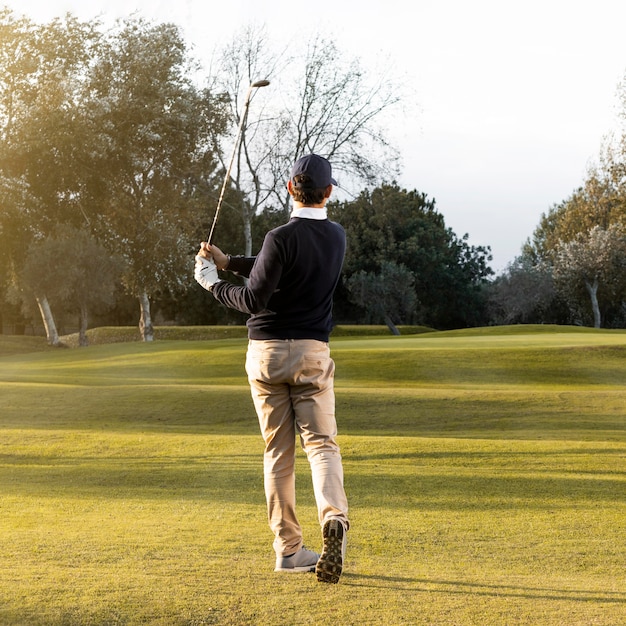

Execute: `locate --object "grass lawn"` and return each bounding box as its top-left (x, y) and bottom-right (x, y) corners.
top-left (0, 326), bottom-right (625, 625)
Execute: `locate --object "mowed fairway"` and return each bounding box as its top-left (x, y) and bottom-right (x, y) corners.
top-left (0, 326), bottom-right (625, 625)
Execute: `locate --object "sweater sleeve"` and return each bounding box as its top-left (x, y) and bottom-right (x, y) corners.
top-left (226, 255), bottom-right (255, 278)
top-left (211, 232), bottom-right (283, 314)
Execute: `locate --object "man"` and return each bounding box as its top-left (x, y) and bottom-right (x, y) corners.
top-left (194, 154), bottom-right (349, 584)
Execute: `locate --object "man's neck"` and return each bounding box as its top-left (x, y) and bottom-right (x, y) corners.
top-left (293, 200), bottom-right (326, 210)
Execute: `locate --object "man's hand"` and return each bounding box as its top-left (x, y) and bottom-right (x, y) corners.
top-left (197, 242), bottom-right (229, 270)
top-left (194, 254), bottom-right (221, 292)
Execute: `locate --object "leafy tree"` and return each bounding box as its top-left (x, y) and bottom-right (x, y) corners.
top-left (521, 149), bottom-right (626, 328)
top-left (18, 226), bottom-right (121, 345)
top-left (83, 17), bottom-right (224, 340)
top-left (525, 167), bottom-right (624, 265)
top-left (0, 11), bottom-right (99, 344)
top-left (552, 224), bottom-right (626, 328)
top-left (330, 183), bottom-right (493, 329)
top-left (345, 262), bottom-right (417, 334)
top-left (0, 13), bottom-right (229, 339)
top-left (515, 68), bottom-right (626, 329)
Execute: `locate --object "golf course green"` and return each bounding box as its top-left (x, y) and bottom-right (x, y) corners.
top-left (0, 325), bottom-right (624, 625)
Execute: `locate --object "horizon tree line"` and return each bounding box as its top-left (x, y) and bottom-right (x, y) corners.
top-left (5, 9), bottom-right (626, 342)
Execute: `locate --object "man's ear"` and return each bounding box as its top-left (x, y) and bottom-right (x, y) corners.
top-left (287, 180), bottom-right (295, 196)
top-left (324, 185), bottom-right (333, 199)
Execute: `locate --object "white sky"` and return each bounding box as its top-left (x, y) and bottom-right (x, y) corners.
top-left (5, 0), bottom-right (626, 272)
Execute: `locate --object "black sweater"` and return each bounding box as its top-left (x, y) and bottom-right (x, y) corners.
top-left (212, 217), bottom-right (346, 342)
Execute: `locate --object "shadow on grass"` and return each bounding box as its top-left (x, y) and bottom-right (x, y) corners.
top-left (342, 573), bottom-right (626, 603)
top-left (337, 391), bottom-right (626, 440)
top-left (350, 472), bottom-right (626, 509)
top-left (349, 447), bottom-right (626, 464)
top-left (2, 451), bottom-right (624, 508)
top-left (0, 454), bottom-right (264, 503)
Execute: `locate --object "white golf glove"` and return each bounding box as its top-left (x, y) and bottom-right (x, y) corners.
top-left (194, 255), bottom-right (221, 292)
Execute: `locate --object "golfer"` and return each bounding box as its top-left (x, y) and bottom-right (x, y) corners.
top-left (194, 154), bottom-right (349, 584)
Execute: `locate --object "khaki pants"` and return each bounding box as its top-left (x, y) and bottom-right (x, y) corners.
top-left (245, 339), bottom-right (349, 557)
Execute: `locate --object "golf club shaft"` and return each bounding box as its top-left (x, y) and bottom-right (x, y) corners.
top-left (207, 80), bottom-right (269, 245)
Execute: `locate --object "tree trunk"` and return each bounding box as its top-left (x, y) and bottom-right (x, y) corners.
top-left (384, 315), bottom-right (401, 336)
top-left (585, 279), bottom-right (601, 328)
top-left (35, 295), bottom-right (60, 346)
top-left (78, 305), bottom-right (89, 347)
top-left (138, 292), bottom-right (154, 341)
top-left (243, 211), bottom-right (253, 257)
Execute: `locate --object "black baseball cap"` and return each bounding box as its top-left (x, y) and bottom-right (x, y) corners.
top-left (290, 154), bottom-right (337, 188)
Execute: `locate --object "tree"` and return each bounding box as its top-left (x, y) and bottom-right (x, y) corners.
top-left (345, 262), bottom-right (417, 334)
top-left (0, 174), bottom-right (31, 334)
top-left (212, 28), bottom-right (404, 256)
top-left (552, 224), bottom-right (626, 328)
top-left (83, 17), bottom-right (224, 341)
top-left (207, 26), bottom-right (277, 257)
top-left (522, 150), bottom-right (626, 328)
top-left (515, 67), bottom-right (626, 329)
top-left (267, 37), bottom-right (402, 212)
top-left (0, 11), bottom-right (99, 344)
top-left (330, 184), bottom-right (493, 329)
top-left (486, 255), bottom-right (565, 325)
top-left (526, 167), bottom-right (624, 266)
top-left (18, 226), bottom-right (121, 345)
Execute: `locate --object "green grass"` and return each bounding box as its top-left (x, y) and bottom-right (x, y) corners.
top-left (0, 326), bottom-right (625, 625)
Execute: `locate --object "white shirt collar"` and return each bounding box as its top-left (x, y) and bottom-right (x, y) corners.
top-left (290, 207), bottom-right (327, 220)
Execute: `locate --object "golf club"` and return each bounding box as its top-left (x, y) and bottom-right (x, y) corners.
top-left (207, 79), bottom-right (270, 244)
